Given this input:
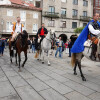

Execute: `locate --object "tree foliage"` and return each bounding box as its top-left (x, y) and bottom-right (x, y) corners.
top-left (74, 27), bottom-right (84, 34)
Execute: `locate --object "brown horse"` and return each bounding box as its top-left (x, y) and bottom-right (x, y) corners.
top-left (9, 30), bottom-right (28, 72)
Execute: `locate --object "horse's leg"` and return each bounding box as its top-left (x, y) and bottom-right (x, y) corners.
top-left (15, 51), bottom-right (18, 66)
top-left (48, 50), bottom-right (50, 66)
top-left (74, 61), bottom-right (78, 75)
top-left (18, 52), bottom-right (21, 72)
top-left (22, 51), bottom-right (27, 67)
top-left (78, 61), bottom-right (86, 81)
top-left (42, 50), bottom-right (44, 64)
top-left (10, 50), bottom-right (12, 63)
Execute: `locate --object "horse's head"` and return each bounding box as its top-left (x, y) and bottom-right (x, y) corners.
top-left (21, 30), bottom-right (28, 40)
top-left (49, 30), bottom-right (56, 41)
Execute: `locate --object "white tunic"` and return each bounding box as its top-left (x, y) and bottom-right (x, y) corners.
top-left (88, 24), bottom-right (100, 35)
top-left (10, 22), bottom-right (24, 34)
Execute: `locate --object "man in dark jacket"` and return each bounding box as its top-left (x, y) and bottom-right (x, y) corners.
top-left (35, 23), bottom-right (48, 50)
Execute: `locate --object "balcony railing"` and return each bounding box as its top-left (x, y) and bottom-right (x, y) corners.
top-left (80, 16), bottom-right (91, 21)
top-left (61, 14), bottom-right (66, 18)
top-left (72, 15), bottom-right (78, 19)
top-left (42, 11), bottom-right (59, 18)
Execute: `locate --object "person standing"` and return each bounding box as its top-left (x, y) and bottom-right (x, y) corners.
top-left (55, 37), bottom-right (63, 58)
top-left (32, 37), bottom-right (35, 53)
top-left (28, 38), bottom-right (31, 53)
top-left (65, 41), bottom-right (69, 54)
top-left (68, 39), bottom-right (73, 57)
top-left (1, 39), bottom-right (5, 56)
top-left (0, 38), bottom-right (2, 56)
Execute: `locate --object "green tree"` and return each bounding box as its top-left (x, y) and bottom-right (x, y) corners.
top-left (74, 27), bottom-right (84, 34)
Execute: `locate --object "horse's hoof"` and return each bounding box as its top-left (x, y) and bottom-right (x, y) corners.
top-left (18, 69), bottom-right (21, 72)
top-left (74, 72), bottom-right (77, 75)
top-left (15, 64), bottom-right (18, 66)
top-left (39, 59), bottom-right (42, 61)
top-left (48, 64), bottom-right (51, 66)
top-left (22, 65), bottom-right (24, 67)
top-left (82, 77), bottom-right (86, 81)
top-left (37, 59), bottom-right (39, 61)
top-left (42, 62), bottom-right (44, 64)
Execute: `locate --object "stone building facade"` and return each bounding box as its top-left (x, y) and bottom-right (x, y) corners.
top-left (0, 0), bottom-right (42, 37)
top-left (41, 0), bottom-right (93, 37)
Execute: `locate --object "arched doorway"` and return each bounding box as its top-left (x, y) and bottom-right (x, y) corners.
top-left (59, 34), bottom-right (67, 43)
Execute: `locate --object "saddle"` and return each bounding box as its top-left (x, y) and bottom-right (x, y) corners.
top-left (88, 34), bottom-right (99, 44)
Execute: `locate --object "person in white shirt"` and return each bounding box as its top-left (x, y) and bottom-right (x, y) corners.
top-left (10, 16), bottom-right (24, 42)
top-left (88, 13), bottom-right (100, 60)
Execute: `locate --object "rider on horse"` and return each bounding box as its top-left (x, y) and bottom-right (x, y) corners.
top-left (10, 16), bottom-right (24, 49)
top-left (35, 23), bottom-right (48, 50)
top-left (71, 13), bottom-right (100, 60)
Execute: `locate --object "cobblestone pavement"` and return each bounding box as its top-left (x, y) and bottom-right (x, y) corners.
top-left (0, 49), bottom-right (100, 100)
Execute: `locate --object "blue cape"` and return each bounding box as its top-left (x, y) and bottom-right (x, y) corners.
top-left (71, 20), bottom-right (100, 53)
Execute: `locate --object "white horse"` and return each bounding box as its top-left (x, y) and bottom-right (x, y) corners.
top-left (38, 30), bottom-right (56, 66)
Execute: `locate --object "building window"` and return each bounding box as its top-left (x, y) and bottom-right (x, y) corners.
top-left (49, 6), bottom-right (55, 12)
top-left (83, 11), bottom-right (87, 16)
top-left (35, 1), bottom-right (41, 8)
top-left (61, 21), bottom-right (66, 28)
top-left (48, 20), bottom-right (55, 27)
top-left (73, 0), bottom-right (78, 5)
top-left (33, 13), bottom-right (38, 19)
top-left (83, 23), bottom-right (87, 27)
top-left (6, 22), bottom-right (12, 32)
top-left (61, 0), bottom-right (67, 3)
top-left (72, 22), bottom-right (77, 28)
top-left (33, 24), bottom-right (38, 33)
top-left (83, 0), bottom-right (88, 6)
top-left (7, 10), bottom-right (13, 16)
top-left (61, 8), bottom-right (66, 16)
top-left (72, 9), bottom-right (78, 16)
top-left (20, 11), bottom-right (26, 21)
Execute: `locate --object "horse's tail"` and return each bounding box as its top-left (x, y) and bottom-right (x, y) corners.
top-left (35, 50), bottom-right (39, 58)
top-left (71, 53), bottom-right (76, 67)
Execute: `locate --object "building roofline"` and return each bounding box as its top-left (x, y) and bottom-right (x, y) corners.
top-left (0, 4), bottom-right (42, 12)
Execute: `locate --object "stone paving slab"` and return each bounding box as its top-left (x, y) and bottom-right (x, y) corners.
top-left (0, 81), bottom-right (16, 98)
top-left (15, 86), bottom-right (44, 100)
top-left (88, 92), bottom-right (100, 100)
top-left (0, 95), bottom-right (21, 100)
top-left (8, 75), bottom-right (28, 88)
top-left (45, 79), bottom-right (73, 94)
top-left (39, 88), bottom-right (68, 100)
top-left (0, 49), bottom-right (100, 100)
top-left (64, 80), bottom-right (95, 96)
top-left (26, 77), bottom-right (50, 92)
top-left (64, 91), bottom-right (91, 100)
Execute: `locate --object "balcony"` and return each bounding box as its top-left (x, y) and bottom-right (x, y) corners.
top-left (80, 16), bottom-right (91, 21)
top-left (61, 14), bottom-right (67, 18)
top-left (72, 15), bottom-right (78, 20)
top-left (42, 11), bottom-right (59, 18)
